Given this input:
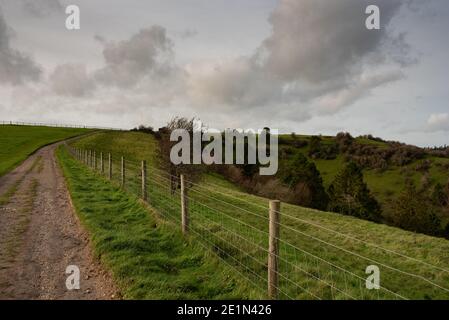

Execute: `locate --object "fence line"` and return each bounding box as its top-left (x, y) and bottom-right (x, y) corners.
top-left (0, 120), bottom-right (125, 131)
top-left (65, 145), bottom-right (449, 300)
top-left (136, 166), bottom-right (449, 283)
top-left (154, 166), bottom-right (449, 275)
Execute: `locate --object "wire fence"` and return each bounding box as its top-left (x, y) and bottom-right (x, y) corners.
top-left (0, 120), bottom-right (125, 131)
top-left (66, 145), bottom-right (449, 300)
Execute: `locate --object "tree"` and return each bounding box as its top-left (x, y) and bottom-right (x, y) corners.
top-left (431, 183), bottom-right (447, 207)
top-left (392, 183), bottom-right (442, 236)
top-left (308, 136), bottom-right (322, 158)
top-left (157, 117), bottom-right (204, 194)
top-left (445, 223), bottom-right (449, 240)
top-left (278, 153), bottom-right (329, 210)
top-left (335, 132), bottom-right (354, 153)
top-left (445, 180), bottom-right (449, 207)
top-left (328, 162), bottom-right (382, 222)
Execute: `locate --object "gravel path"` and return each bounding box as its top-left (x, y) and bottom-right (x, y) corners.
top-left (0, 143), bottom-right (118, 299)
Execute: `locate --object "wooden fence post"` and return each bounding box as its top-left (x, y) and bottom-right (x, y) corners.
top-left (85, 150), bottom-right (88, 165)
top-left (89, 150), bottom-right (92, 167)
top-left (100, 152), bottom-right (104, 174)
top-left (180, 174), bottom-right (189, 235)
top-left (141, 160), bottom-right (147, 201)
top-left (93, 151), bottom-right (96, 170)
top-left (268, 200), bottom-right (281, 299)
top-left (121, 156), bottom-right (125, 187)
top-left (108, 153), bottom-right (112, 180)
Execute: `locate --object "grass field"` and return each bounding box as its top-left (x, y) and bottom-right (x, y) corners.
top-left (57, 146), bottom-right (260, 299)
top-left (0, 125), bottom-right (91, 177)
top-left (70, 131), bottom-right (449, 300)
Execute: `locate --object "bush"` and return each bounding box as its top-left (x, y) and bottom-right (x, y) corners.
top-left (278, 153), bottom-right (329, 210)
top-left (445, 223), bottom-right (449, 240)
top-left (157, 117), bottom-right (205, 193)
top-left (431, 183), bottom-right (447, 206)
top-left (131, 125), bottom-right (154, 134)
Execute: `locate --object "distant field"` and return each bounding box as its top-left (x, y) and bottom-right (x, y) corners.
top-left (0, 125), bottom-right (91, 177)
top-left (70, 131), bottom-right (449, 299)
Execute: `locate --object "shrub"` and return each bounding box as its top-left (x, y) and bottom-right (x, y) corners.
top-left (431, 183), bottom-right (447, 207)
top-left (336, 132), bottom-right (354, 153)
top-left (131, 125), bottom-right (154, 134)
top-left (278, 153), bottom-right (329, 210)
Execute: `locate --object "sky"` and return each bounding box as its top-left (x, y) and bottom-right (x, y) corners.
top-left (0, 0), bottom-right (448, 147)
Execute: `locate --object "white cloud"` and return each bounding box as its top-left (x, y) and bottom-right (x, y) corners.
top-left (427, 113), bottom-right (449, 132)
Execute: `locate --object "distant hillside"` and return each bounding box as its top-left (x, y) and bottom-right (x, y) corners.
top-left (279, 133), bottom-right (449, 204)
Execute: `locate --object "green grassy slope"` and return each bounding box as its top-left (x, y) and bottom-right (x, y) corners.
top-left (0, 125), bottom-right (91, 177)
top-left (71, 131), bottom-right (449, 300)
top-left (57, 146), bottom-right (260, 299)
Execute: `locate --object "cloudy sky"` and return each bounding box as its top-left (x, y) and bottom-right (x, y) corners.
top-left (0, 0), bottom-right (448, 146)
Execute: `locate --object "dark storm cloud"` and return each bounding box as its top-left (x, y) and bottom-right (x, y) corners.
top-left (0, 8), bottom-right (41, 85)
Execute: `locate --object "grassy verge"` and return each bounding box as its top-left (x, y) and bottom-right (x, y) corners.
top-left (0, 125), bottom-right (91, 177)
top-left (56, 146), bottom-right (261, 299)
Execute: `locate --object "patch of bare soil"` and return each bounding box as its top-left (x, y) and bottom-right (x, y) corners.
top-left (0, 143), bottom-right (118, 300)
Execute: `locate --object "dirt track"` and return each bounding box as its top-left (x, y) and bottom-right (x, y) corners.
top-left (0, 143), bottom-right (118, 300)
